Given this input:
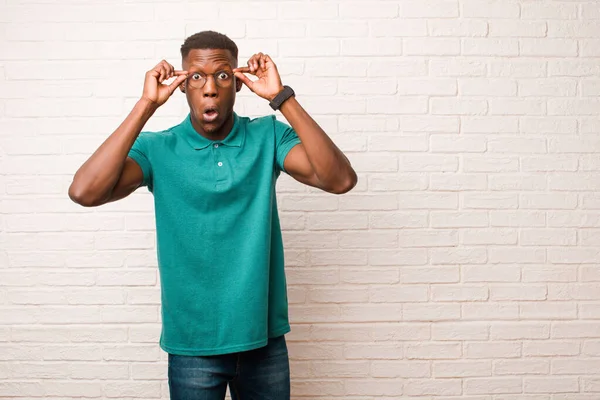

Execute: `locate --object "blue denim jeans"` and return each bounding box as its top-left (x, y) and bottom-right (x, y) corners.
top-left (168, 335), bottom-right (290, 400)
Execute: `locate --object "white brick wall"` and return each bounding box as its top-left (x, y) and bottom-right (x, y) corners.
top-left (1, 0), bottom-right (600, 398)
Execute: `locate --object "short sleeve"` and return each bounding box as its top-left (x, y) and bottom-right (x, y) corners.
top-left (273, 117), bottom-right (301, 173)
top-left (127, 132), bottom-right (153, 189)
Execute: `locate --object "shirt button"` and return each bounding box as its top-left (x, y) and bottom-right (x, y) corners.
top-left (217, 162), bottom-right (223, 167)
top-left (214, 144), bottom-right (219, 148)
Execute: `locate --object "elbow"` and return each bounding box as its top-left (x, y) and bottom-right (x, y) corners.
top-left (68, 183), bottom-right (103, 207)
top-left (330, 171), bottom-right (358, 195)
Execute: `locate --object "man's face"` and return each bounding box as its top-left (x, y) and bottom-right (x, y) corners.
top-left (181, 48), bottom-right (242, 135)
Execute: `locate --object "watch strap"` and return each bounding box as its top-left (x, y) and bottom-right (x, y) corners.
top-left (269, 85), bottom-right (295, 110)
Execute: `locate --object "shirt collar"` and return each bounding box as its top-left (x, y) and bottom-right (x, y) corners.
top-left (181, 112), bottom-right (244, 150)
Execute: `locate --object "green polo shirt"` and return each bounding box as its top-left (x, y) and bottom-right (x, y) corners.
top-left (127, 112), bottom-right (301, 356)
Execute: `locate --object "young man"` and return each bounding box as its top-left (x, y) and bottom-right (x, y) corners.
top-left (69, 31), bottom-right (356, 399)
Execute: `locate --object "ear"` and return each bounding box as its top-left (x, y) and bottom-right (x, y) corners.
top-left (235, 76), bottom-right (243, 92)
top-left (179, 83), bottom-right (186, 93)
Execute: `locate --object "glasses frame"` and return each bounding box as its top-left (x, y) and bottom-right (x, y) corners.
top-left (185, 70), bottom-right (235, 90)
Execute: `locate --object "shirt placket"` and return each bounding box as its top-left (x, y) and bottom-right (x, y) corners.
top-left (212, 143), bottom-right (227, 183)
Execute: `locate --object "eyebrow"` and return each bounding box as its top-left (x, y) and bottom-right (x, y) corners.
top-left (190, 63), bottom-right (233, 73)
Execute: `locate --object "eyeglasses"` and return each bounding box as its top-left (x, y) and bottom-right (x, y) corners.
top-left (186, 70), bottom-right (234, 90)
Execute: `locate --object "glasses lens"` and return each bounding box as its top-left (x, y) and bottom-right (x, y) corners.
top-left (187, 73), bottom-right (206, 89)
top-left (215, 71), bottom-right (233, 88)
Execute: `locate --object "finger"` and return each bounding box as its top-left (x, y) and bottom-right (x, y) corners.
top-left (168, 73), bottom-right (188, 94)
top-left (174, 70), bottom-right (188, 76)
top-left (159, 66), bottom-right (168, 82)
top-left (265, 54), bottom-right (275, 67)
top-left (234, 71), bottom-right (254, 90)
top-left (234, 66), bottom-right (251, 74)
top-left (158, 60), bottom-right (169, 79)
top-left (257, 53), bottom-right (265, 70)
top-left (255, 53), bottom-right (264, 70)
top-left (247, 57), bottom-right (256, 73)
top-left (249, 54), bottom-right (261, 72)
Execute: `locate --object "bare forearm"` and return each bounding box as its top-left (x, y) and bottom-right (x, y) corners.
top-left (68, 99), bottom-right (157, 203)
top-left (279, 97), bottom-right (357, 190)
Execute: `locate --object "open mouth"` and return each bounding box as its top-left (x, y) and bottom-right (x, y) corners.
top-left (202, 106), bottom-right (219, 123)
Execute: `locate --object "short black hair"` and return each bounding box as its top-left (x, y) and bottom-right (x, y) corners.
top-left (180, 31), bottom-right (238, 62)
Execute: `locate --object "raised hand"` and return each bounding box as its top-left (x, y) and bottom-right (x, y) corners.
top-left (141, 60), bottom-right (188, 107)
top-left (233, 53), bottom-right (284, 101)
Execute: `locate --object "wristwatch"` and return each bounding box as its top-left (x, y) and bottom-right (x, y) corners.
top-left (269, 85), bottom-right (295, 111)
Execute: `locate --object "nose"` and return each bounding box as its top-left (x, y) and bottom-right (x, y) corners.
top-left (203, 75), bottom-right (218, 97)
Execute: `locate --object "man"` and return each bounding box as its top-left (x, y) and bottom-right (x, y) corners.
top-left (68, 31), bottom-right (356, 399)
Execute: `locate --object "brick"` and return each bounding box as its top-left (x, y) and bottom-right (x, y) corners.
top-left (520, 117), bottom-right (577, 134)
top-left (491, 323), bottom-right (549, 340)
top-left (489, 175), bottom-right (547, 191)
top-left (434, 361), bottom-right (491, 378)
top-left (463, 38), bottom-right (519, 56)
top-left (460, 228), bottom-right (518, 245)
top-left (369, 135), bottom-right (428, 152)
top-left (522, 3), bottom-right (577, 19)
top-left (369, 174), bottom-right (428, 191)
top-left (463, 193), bottom-right (518, 210)
top-left (367, 96), bottom-right (428, 114)
top-left (432, 323), bottom-right (489, 340)
top-left (398, 192), bottom-right (458, 209)
top-left (370, 212), bottom-right (428, 228)
top-left (372, 361), bottom-right (430, 378)
top-left (340, 305), bottom-right (403, 323)
top-left (399, 1), bottom-right (459, 17)
top-left (429, 19), bottom-right (488, 37)
top-left (490, 99), bottom-right (546, 116)
top-left (369, 249), bottom-right (428, 266)
top-left (464, 378), bottom-right (523, 395)
top-left (430, 59), bottom-right (487, 77)
top-left (459, 79), bottom-right (517, 96)
top-left (489, 20), bottom-right (547, 37)
top-left (403, 304), bottom-right (461, 321)
top-left (488, 137), bottom-right (546, 153)
top-left (431, 99), bottom-right (488, 115)
top-left (399, 229), bottom-right (458, 247)
top-left (341, 38), bottom-right (403, 56)
top-left (463, 156), bottom-right (519, 172)
top-left (549, 60), bottom-right (600, 77)
top-left (369, 58), bottom-right (428, 77)
top-left (400, 115), bottom-right (459, 132)
top-left (431, 285), bottom-right (488, 302)
top-left (490, 285), bottom-right (547, 301)
top-left (461, 0), bottom-right (519, 18)
top-left (520, 302), bottom-right (577, 319)
top-left (520, 228), bottom-right (577, 246)
top-left (404, 378), bottom-right (462, 396)
top-left (524, 378), bottom-right (578, 394)
top-left (404, 38), bottom-right (460, 55)
top-left (463, 265), bottom-right (521, 283)
top-left (521, 157), bottom-right (578, 173)
top-left (431, 134), bottom-right (487, 152)
top-left (463, 303), bottom-right (519, 320)
top-left (495, 360), bottom-right (550, 375)
top-left (430, 248), bottom-right (487, 265)
top-left (370, 20), bottom-right (427, 37)
top-left (309, 250), bottom-right (367, 266)
top-left (369, 285), bottom-right (428, 303)
top-left (400, 266), bottom-right (459, 283)
top-left (339, 2), bottom-right (398, 18)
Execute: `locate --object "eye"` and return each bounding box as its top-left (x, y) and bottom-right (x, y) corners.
top-left (191, 73), bottom-right (202, 80)
top-left (217, 71), bottom-right (230, 80)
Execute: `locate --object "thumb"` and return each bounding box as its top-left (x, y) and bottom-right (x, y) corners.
top-left (168, 74), bottom-right (188, 94)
